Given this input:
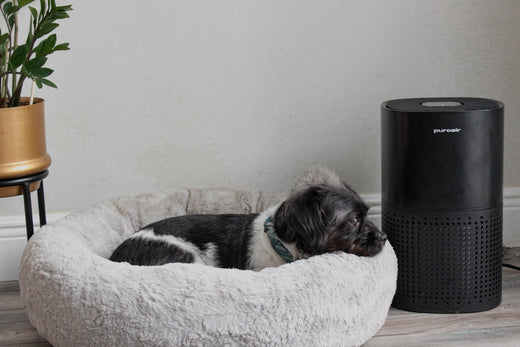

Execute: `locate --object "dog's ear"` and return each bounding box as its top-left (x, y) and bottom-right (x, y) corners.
top-left (274, 188), bottom-right (328, 253)
top-left (291, 165), bottom-right (343, 194)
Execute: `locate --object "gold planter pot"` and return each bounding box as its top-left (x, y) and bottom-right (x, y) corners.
top-left (0, 98), bottom-right (51, 197)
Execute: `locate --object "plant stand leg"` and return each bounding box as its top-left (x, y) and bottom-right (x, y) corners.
top-left (37, 181), bottom-right (46, 227)
top-left (22, 182), bottom-right (34, 240)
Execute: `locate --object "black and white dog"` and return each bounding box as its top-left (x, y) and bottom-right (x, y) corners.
top-left (110, 166), bottom-right (387, 270)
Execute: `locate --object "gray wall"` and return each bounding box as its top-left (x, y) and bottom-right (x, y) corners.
top-left (1, 0), bottom-right (519, 215)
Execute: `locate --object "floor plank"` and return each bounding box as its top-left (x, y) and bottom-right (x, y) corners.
top-left (0, 281), bottom-right (19, 293)
top-left (0, 291), bottom-right (23, 311)
top-left (0, 308), bottom-right (51, 346)
top-left (503, 247), bottom-right (520, 267)
top-left (367, 326), bottom-right (520, 346)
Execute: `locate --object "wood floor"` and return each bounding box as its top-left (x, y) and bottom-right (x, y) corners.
top-left (0, 248), bottom-right (519, 347)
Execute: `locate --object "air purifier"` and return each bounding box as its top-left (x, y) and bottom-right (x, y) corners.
top-left (381, 97), bottom-right (504, 313)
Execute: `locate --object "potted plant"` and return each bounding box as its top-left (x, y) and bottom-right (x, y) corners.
top-left (0, 0), bottom-right (71, 197)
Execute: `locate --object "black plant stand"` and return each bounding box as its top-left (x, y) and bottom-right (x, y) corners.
top-left (0, 170), bottom-right (49, 240)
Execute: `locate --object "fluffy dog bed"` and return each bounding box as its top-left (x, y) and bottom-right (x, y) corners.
top-left (19, 188), bottom-right (397, 347)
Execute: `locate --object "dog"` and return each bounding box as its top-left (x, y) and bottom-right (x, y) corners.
top-left (109, 166), bottom-right (387, 270)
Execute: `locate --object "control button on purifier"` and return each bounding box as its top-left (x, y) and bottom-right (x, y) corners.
top-left (421, 101), bottom-right (463, 107)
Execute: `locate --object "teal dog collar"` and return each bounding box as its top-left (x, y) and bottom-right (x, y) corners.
top-left (264, 216), bottom-right (294, 263)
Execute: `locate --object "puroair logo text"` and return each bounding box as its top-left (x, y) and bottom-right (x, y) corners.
top-left (433, 128), bottom-right (462, 134)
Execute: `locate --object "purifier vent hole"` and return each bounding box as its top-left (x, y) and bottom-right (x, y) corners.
top-left (382, 206), bottom-right (502, 313)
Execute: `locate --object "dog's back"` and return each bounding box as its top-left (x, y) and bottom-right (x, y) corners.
top-left (109, 214), bottom-right (258, 268)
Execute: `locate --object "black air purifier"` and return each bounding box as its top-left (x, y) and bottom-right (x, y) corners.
top-left (381, 97), bottom-right (504, 313)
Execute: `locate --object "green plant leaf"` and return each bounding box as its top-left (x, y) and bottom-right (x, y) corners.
top-left (39, 0), bottom-right (46, 18)
top-left (0, 33), bottom-right (9, 46)
top-left (29, 6), bottom-right (38, 30)
top-left (29, 6), bottom-right (38, 19)
top-left (8, 14), bottom-right (15, 29)
top-left (40, 67), bottom-right (53, 77)
top-left (43, 33), bottom-right (56, 54)
top-left (1, 42), bottom-right (8, 68)
top-left (47, 10), bottom-right (69, 21)
top-left (24, 56), bottom-right (47, 71)
top-left (40, 78), bottom-right (56, 88)
top-left (33, 40), bottom-right (45, 56)
top-left (35, 78), bottom-right (43, 88)
top-left (18, 0), bottom-right (36, 8)
top-left (34, 36), bottom-right (60, 57)
top-left (9, 45), bottom-right (28, 69)
top-left (35, 22), bottom-right (59, 39)
top-left (26, 22), bottom-right (34, 47)
top-left (56, 5), bottom-right (72, 11)
top-left (32, 67), bottom-right (53, 78)
top-left (53, 42), bottom-right (69, 51)
top-left (3, 3), bottom-right (18, 16)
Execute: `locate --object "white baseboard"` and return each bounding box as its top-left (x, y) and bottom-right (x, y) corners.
top-left (0, 212), bottom-right (69, 281)
top-left (504, 187), bottom-right (520, 246)
top-left (1, 188), bottom-right (519, 281)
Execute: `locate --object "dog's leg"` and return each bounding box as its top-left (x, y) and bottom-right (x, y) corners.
top-left (110, 237), bottom-right (196, 266)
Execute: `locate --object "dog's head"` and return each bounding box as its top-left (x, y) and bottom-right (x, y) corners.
top-left (273, 166), bottom-right (386, 257)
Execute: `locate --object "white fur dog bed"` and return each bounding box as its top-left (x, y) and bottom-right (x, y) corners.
top-left (19, 189), bottom-right (397, 347)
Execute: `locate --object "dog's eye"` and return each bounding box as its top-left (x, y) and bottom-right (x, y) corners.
top-left (349, 217), bottom-right (361, 228)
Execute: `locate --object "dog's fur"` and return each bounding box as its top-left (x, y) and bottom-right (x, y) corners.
top-left (110, 166), bottom-right (387, 270)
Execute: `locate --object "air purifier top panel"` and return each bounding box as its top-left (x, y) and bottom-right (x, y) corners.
top-left (381, 97), bottom-right (503, 210)
top-left (384, 97), bottom-right (502, 113)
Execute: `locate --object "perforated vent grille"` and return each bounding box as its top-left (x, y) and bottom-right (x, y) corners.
top-left (382, 205), bottom-right (502, 313)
